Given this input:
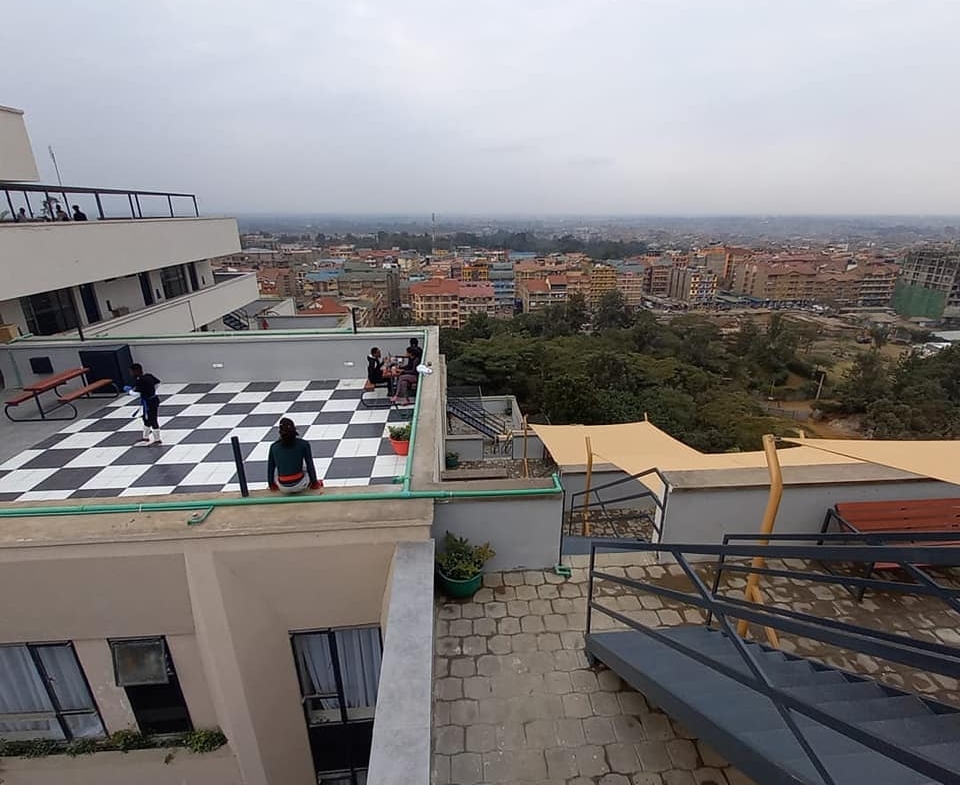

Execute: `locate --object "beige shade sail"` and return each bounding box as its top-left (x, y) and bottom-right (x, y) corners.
top-left (532, 422), bottom-right (863, 499)
top-left (783, 438), bottom-right (960, 487)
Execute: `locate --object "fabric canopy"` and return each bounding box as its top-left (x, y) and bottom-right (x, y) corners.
top-left (532, 422), bottom-right (863, 499)
top-left (783, 438), bottom-right (960, 487)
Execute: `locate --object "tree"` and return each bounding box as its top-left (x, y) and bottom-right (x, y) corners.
top-left (869, 325), bottom-right (890, 351)
top-left (564, 292), bottom-right (589, 332)
top-left (593, 289), bottom-right (632, 331)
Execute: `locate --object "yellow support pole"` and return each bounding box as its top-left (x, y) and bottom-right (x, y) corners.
top-left (737, 434), bottom-right (782, 647)
top-left (581, 436), bottom-right (593, 537)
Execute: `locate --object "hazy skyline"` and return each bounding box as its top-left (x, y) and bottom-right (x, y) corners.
top-left (3, 1), bottom-right (959, 215)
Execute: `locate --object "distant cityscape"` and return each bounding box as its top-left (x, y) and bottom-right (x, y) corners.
top-left (216, 217), bottom-right (960, 331)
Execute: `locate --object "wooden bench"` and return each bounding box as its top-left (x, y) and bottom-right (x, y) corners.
top-left (57, 378), bottom-right (119, 403)
top-left (821, 498), bottom-right (960, 599)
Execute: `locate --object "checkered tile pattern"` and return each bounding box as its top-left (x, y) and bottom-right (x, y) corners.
top-left (0, 380), bottom-right (411, 502)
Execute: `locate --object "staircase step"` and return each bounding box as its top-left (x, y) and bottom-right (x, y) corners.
top-left (914, 741), bottom-right (960, 769)
top-left (785, 751), bottom-right (940, 785)
top-left (785, 681), bottom-right (887, 705)
top-left (856, 713), bottom-right (960, 745)
top-left (817, 696), bottom-right (937, 723)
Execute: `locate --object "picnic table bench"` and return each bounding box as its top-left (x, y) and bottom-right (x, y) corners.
top-left (4, 367), bottom-right (119, 422)
top-left (821, 497), bottom-right (960, 600)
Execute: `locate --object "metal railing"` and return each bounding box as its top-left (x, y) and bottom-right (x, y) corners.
top-left (586, 534), bottom-right (960, 785)
top-left (447, 387), bottom-right (511, 439)
top-left (567, 467), bottom-right (668, 541)
top-left (2, 182), bottom-right (199, 221)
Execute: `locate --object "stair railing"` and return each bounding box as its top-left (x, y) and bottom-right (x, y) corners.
top-left (586, 535), bottom-right (960, 785)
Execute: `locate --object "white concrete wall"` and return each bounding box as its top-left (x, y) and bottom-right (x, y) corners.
top-left (0, 105), bottom-right (39, 181)
top-left (0, 217), bottom-right (240, 299)
top-left (94, 275), bottom-right (145, 319)
top-left (83, 274), bottom-right (259, 338)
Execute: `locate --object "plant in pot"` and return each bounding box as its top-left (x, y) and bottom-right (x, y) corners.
top-left (387, 423), bottom-right (411, 456)
top-left (436, 531), bottom-right (495, 598)
top-left (445, 451), bottom-right (460, 469)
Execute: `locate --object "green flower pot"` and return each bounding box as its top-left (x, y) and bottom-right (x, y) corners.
top-left (438, 571), bottom-right (483, 598)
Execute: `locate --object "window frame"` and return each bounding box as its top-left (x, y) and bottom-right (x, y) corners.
top-left (0, 641), bottom-right (106, 741)
top-left (108, 636), bottom-right (192, 735)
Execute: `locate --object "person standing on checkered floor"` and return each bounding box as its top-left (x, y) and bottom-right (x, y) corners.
top-left (124, 363), bottom-right (163, 446)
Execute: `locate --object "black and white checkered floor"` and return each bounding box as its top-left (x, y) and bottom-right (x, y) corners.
top-left (0, 380), bottom-right (410, 502)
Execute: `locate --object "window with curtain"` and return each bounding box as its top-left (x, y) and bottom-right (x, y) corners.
top-left (292, 627), bottom-right (382, 785)
top-left (0, 643), bottom-right (105, 740)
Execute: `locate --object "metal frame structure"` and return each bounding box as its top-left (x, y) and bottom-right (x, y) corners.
top-left (585, 533), bottom-right (960, 785)
top-left (3, 182), bottom-right (199, 221)
top-left (566, 467), bottom-right (668, 541)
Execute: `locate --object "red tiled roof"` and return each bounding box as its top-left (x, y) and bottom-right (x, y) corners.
top-left (523, 280), bottom-right (550, 293)
top-left (411, 278), bottom-right (460, 296)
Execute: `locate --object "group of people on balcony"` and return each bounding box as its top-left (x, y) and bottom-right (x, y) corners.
top-left (10, 200), bottom-right (87, 222)
top-left (366, 337), bottom-right (425, 406)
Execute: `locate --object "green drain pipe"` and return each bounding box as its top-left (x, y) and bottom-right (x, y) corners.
top-left (0, 473), bottom-right (563, 519)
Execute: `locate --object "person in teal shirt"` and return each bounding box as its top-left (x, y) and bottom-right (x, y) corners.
top-left (267, 418), bottom-right (322, 493)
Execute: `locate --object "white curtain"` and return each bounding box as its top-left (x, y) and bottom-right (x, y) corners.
top-left (0, 644), bottom-right (103, 740)
top-left (336, 628), bottom-right (382, 710)
top-left (0, 645), bottom-right (60, 739)
top-left (295, 628), bottom-right (382, 710)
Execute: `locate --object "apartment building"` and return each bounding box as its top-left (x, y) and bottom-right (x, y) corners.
top-left (587, 264), bottom-right (617, 305)
top-left (411, 278), bottom-right (460, 327)
top-left (667, 265), bottom-right (720, 304)
top-left (645, 259), bottom-right (673, 297)
top-left (338, 262), bottom-right (400, 312)
top-left (487, 261), bottom-right (516, 312)
top-left (0, 106), bottom-right (251, 339)
top-left (615, 265), bottom-right (647, 307)
top-left (893, 245), bottom-right (960, 320)
top-left (518, 275), bottom-right (570, 312)
top-left (457, 282), bottom-right (496, 321)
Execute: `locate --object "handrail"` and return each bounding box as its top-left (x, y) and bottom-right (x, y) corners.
top-left (567, 467), bottom-right (668, 542)
top-left (586, 537), bottom-right (960, 785)
top-left (2, 182), bottom-right (199, 221)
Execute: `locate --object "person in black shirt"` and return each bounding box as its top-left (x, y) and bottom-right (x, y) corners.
top-left (126, 363), bottom-right (162, 445)
top-left (408, 337), bottom-right (423, 364)
top-left (367, 347), bottom-right (386, 385)
top-left (72, 205), bottom-right (88, 221)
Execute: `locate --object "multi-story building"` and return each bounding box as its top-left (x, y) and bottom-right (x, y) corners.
top-left (411, 278), bottom-right (460, 327)
top-left (487, 261), bottom-right (516, 312)
top-left (587, 264), bottom-right (617, 305)
top-left (893, 246), bottom-right (960, 320)
top-left (645, 259), bottom-right (673, 297)
top-left (615, 265), bottom-right (647, 307)
top-left (519, 275), bottom-right (569, 312)
top-left (667, 266), bottom-right (720, 304)
top-left (458, 283), bottom-right (496, 321)
top-left (0, 105), bottom-right (252, 338)
top-left (338, 261), bottom-right (400, 311)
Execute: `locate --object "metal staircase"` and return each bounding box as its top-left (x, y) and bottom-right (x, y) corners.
top-left (222, 310), bottom-right (250, 330)
top-left (446, 387), bottom-right (510, 439)
top-left (585, 532), bottom-right (960, 785)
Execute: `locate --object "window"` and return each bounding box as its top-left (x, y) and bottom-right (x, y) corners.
top-left (110, 638), bottom-right (192, 734)
top-left (292, 627), bottom-right (382, 785)
top-left (160, 265), bottom-right (189, 299)
top-left (0, 643), bottom-right (105, 740)
top-left (20, 288), bottom-right (79, 336)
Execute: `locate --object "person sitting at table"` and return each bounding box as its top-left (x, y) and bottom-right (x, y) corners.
top-left (268, 418), bottom-right (323, 493)
top-left (390, 348), bottom-right (419, 406)
top-left (367, 347), bottom-right (386, 385)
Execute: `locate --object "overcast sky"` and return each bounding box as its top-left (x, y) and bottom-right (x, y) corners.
top-left (3, 0), bottom-right (958, 215)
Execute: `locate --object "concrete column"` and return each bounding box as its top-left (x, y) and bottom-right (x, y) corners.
top-left (73, 638), bottom-right (137, 734)
top-left (167, 634), bottom-right (219, 729)
top-left (184, 547), bottom-right (269, 785)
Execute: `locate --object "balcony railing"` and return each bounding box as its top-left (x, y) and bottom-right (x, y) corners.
top-left (2, 182), bottom-right (199, 222)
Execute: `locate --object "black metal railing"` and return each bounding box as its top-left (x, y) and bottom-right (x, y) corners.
top-left (447, 387), bottom-right (511, 440)
top-left (567, 467), bottom-right (668, 541)
top-left (586, 534), bottom-right (960, 785)
top-left (2, 182), bottom-right (199, 222)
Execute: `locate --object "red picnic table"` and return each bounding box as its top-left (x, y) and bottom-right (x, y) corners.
top-left (4, 367), bottom-right (119, 422)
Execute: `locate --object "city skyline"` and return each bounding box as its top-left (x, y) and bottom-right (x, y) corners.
top-left (3, 0), bottom-right (959, 215)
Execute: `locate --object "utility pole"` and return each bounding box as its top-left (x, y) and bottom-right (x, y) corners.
top-left (48, 146), bottom-right (63, 186)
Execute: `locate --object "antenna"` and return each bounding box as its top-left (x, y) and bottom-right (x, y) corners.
top-left (431, 212), bottom-right (437, 251)
top-left (48, 146), bottom-right (63, 187)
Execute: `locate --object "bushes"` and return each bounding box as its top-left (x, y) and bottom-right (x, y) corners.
top-left (0, 728), bottom-right (227, 759)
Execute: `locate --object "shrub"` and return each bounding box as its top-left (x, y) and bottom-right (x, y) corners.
top-left (65, 738), bottom-right (99, 756)
top-left (436, 531), bottom-right (495, 580)
top-left (182, 729), bottom-right (227, 754)
top-left (388, 423), bottom-right (411, 441)
top-left (108, 729), bottom-right (152, 752)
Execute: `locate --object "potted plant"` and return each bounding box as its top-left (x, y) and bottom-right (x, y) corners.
top-left (387, 423), bottom-right (411, 456)
top-left (436, 532), bottom-right (495, 598)
top-left (445, 451), bottom-right (460, 469)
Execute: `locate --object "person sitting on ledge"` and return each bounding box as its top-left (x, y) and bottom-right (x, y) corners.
top-left (267, 418), bottom-right (323, 493)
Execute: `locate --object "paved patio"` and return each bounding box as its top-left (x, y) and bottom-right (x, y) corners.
top-left (432, 553), bottom-right (960, 784)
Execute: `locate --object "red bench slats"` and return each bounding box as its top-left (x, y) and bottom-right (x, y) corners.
top-left (5, 391), bottom-right (35, 406)
top-left (57, 379), bottom-right (116, 403)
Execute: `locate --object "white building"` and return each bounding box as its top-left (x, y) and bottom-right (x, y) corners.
top-left (0, 105), bottom-right (254, 339)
